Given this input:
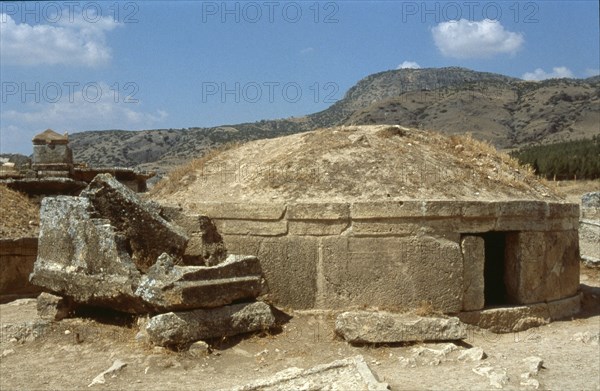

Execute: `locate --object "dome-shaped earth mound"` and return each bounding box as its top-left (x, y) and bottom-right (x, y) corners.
top-left (152, 125), bottom-right (561, 205)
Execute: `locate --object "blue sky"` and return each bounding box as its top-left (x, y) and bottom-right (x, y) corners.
top-left (1, 1), bottom-right (599, 154)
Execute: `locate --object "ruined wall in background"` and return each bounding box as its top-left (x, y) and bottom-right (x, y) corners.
top-left (0, 237), bottom-right (41, 303)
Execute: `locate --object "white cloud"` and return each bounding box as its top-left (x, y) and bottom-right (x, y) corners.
top-left (299, 47), bottom-right (314, 55)
top-left (1, 82), bottom-right (168, 153)
top-left (522, 67), bottom-right (574, 81)
top-left (584, 68), bottom-right (600, 77)
top-left (397, 61), bottom-right (421, 69)
top-left (0, 13), bottom-right (119, 67)
top-left (432, 19), bottom-right (524, 59)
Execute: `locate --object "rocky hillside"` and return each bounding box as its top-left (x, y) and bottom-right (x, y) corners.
top-left (65, 68), bottom-right (599, 172)
top-left (348, 77), bottom-right (599, 149)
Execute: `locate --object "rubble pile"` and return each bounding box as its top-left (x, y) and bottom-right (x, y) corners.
top-left (29, 174), bottom-right (275, 347)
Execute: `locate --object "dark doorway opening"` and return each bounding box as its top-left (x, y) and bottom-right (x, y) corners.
top-left (482, 232), bottom-right (508, 306)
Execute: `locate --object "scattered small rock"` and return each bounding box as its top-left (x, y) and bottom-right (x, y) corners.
top-left (88, 359), bottom-right (127, 387)
top-left (522, 356), bottom-right (544, 376)
top-left (473, 365), bottom-right (509, 389)
top-left (458, 347), bottom-right (486, 362)
top-left (1, 349), bottom-right (15, 357)
top-left (521, 375), bottom-right (540, 390)
top-left (188, 341), bottom-right (210, 357)
top-left (36, 292), bottom-right (73, 321)
top-left (573, 331), bottom-right (600, 345)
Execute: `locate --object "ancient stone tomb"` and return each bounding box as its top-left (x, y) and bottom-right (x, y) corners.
top-left (189, 200), bottom-right (581, 321)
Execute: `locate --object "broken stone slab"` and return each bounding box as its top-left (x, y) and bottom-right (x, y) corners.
top-left (160, 206), bottom-right (227, 266)
top-left (458, 347), bottom-right (486, 362)
top-left (30, 193), bottom-right (265, 313)
top-left (136, 254), bottom-right (265, 312)
top-left (473, 365), bottom-right (509, 389)
top-left (88, 359), bottom-right (127, 387)
top-left (30, 196), bottom-right (149, 313)
top-left (225, 355), bottom-right (389, 391)
top-left (457, 293), bottom-right (582, 333)
top-left (36, 292), bottom-right (73, 321)
top-left (146, 301), bottom-right (276, 347)
top-left (80, 174), bottom-right (188, 272)
top-left (335, 311), bottom-right (467, 343)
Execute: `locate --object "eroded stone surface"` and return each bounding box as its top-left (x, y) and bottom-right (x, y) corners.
top-left (458, 293), bottom-right (582, 333)
top-left (160, 206), bottom-right (227, 266)
top-left (335, 311), bottom-right (467, 343)
top-left (30, 177), bottom-right (265, 314)
top-left (81, 174), bottom-right (188, 272)
top-left (146, 301), bottom-right (276, 347)
top-left (30, 196), bottom-right (148, 313)
top-left (461, 235), bottom-right (484, 311)
top-left (136, 254), bottom-right (265, 312)
top-left (225, 355), bottom-right (389, 391)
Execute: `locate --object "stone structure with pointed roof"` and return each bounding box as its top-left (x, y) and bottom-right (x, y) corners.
top-left (32, 129), bottom-right (73, 177)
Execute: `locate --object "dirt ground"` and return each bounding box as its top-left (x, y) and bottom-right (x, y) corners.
top-left (0, 266), bottom-right (598, 391)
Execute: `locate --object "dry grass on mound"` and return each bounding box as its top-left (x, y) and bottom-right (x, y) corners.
top-left (0, 185), bottom-right (39, 238)
top-left (150, 142), bottom-right (241, 197)
top-left (150, 125), bottom-right (561, 203)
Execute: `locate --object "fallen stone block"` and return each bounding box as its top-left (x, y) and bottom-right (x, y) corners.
top-left (36, 292), bottom-right (73, 321)
top-left (457, 293), bottom-right (581, 333)
top-left (30, 184), bottom-right (265, 314)
top-left (160, 207), bottom-right (227, 266)
top-left (225, 355), bottom-right (389, 391)
top-left (80, 174), bottom-right (188, 272)
top-left (335, 311), bottom-right (467, 343)
top-left (30, 196), bottom-right (149, 313)
top-left (146, 301), bottom-right (276, 347)
top-left (136, 254), bottom-right (265, 312)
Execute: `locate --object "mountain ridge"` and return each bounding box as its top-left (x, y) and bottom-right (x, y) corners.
top-left (8, 67), bottom-right (596, 173)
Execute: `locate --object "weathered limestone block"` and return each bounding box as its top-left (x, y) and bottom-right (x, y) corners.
top-left (286, 203), bottom-right (349, 220)
top-left (335, 311), bottom-right (467, 343)
top-left (461, 235), bottom-right (485, 311)
top-left (30, 196), bottom-right (149, 313)
top-left (505, 230), bottom-right (580, 304)
top-left (160, 207), bottom-right (227, 266)
top-left (136, 254), bottom-right (265, 312)
top-left (458, 293), bottom-right (581, 333)
top-left (223, 236), bottom-right (319, 309)
top-left (195, 202), bottom-right (286, 220)
top-left (31, 193), bottom-right (264, 314)
top-left (146, 301), bottom-right (276, 347)
top-left (81, 174), bottom-right (188, 272)
top-left (226, 355), bottom-right (389, 391)
top-left (321, 235), bottom-right (463, 311)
